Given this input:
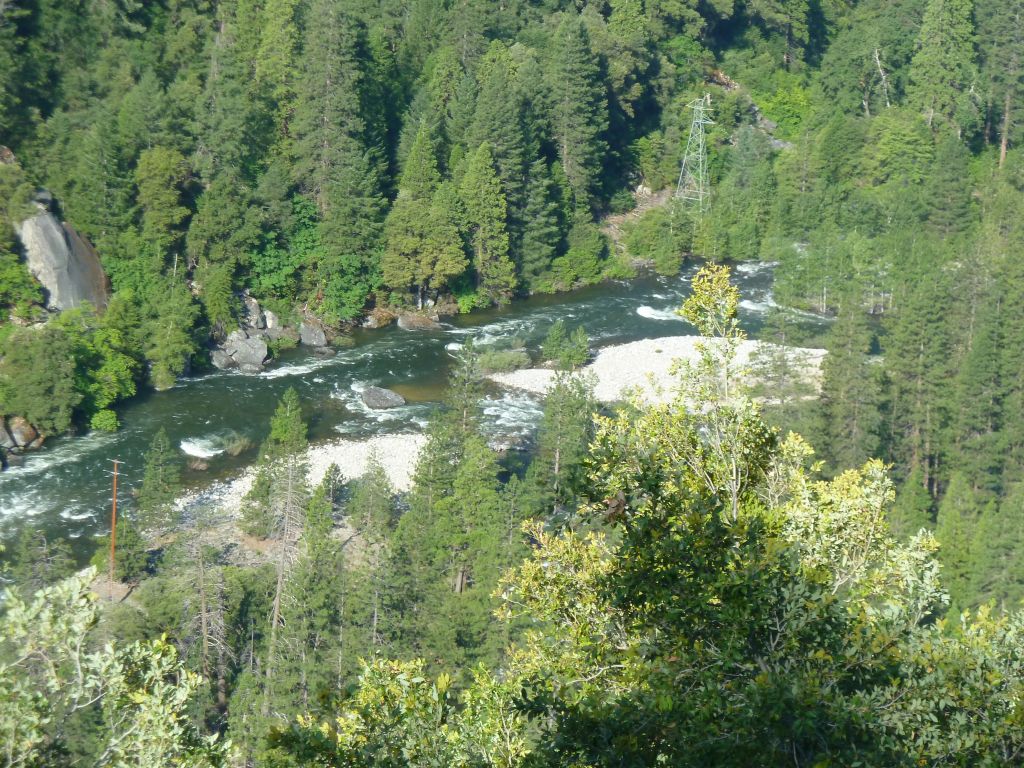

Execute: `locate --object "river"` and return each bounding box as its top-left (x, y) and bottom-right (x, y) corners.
top-left (0, 262), bottom-right (819, 556)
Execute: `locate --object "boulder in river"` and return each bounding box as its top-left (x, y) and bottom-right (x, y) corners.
top-left (300, 320), bottom-right (328, 347)
top-left (5, 416), bottom-right (41, 449)
top-left (215, 329), bottom-right (269, 372)
top-left (17, 194), bottom-right (109, 312)
top-left (397, 313), bottom-right (441, 331)
top-left (361, 386), bottom-right (406, 409)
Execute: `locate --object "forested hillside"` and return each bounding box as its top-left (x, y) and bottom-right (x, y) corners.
top-left (3, 0), bottom-right (1024, 763)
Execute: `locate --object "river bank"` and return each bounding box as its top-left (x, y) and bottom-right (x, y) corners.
top-left (176, 432), bottom-right (426, 521)
top-left (488, 336), bottom-right (827, 405)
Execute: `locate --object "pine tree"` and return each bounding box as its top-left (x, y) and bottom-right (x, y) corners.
top-left (423, 181), bottom-right (469, 299)
top-left (950, 293), bottom-right (1003, 493)
top-left (520, 159), bottom-right (562, 290)
top-left (975, 0), bottom-right (1024, 165)
top-left (888, 468), bottom-right (934, 538)
top-left (926, 133), bottom-right (974, 235)
top-left (344, 452), bottom-right (397, 666)
top-left (525, 373), bottom-right (597, 517)
top-left (271, 481), bottom-right (345, 719)
top-left (255, 0), bottom-right (301, 128)
top-left (819, 298), bottom-right (885, 472)
top-left (935, 471), bottom-right (980, 608)
top-left (382, 125), bottom-right (466, 306)
top-left (968, 489), bottom-right (1024, 610)
top-left (242, 387), bottom-right (309, 538)
top-left (137, 427), bottom-right (182, 531)
top-left (884, 271), bottom-right (954, 494)
top-left (292, 1), bottom-right (385, 321)
top-left (467, 42), bottom-right (529, 227)
top-left (144, 279), bottom-right (200, 391)
top-left (545, 16), bottom-right (608, 212)
top-left (907, 0), bottom-right (978, 134)
top-left (461, 143), bottom-right (516, 304)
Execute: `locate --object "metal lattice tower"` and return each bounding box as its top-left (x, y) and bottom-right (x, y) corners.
top-left (675, 94), bottom-right (714, 212)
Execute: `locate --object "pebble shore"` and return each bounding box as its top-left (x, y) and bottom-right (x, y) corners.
top-left (488, 336), bottom-right (827, 404)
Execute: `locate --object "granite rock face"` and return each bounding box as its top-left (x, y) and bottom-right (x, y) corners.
top-left (17, 200), bottom-right (109, 311)
top-left (213, 329), bottom-right (269, 372)
top-left (299, 320), bottom-right (328, 347)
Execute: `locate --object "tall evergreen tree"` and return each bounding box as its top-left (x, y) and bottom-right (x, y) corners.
top-left (907, 0), bottom-right (978, 134)
top-left (545, 16), bottom-right (608, 212)
top-left (137, 427), bottom-right (182, 531)
top-left (935, 471), bottom-right (980, 608)
top-left (519, 159), bottom-right (562, 290)
top-left (819, 298), bottom-right (885, 472)
top-left (292, 1), bottom-right (385, 321)
top-left (460, 143), bottom-right (516, 304)
top-left (525, 373), bottom-right (597, 517)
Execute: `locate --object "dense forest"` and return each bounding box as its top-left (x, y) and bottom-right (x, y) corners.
top-left (3, 0), bottom-right (1024, 763)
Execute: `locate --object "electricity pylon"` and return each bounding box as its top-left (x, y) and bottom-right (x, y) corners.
top-left (675, 93), bottom-right (713, 213)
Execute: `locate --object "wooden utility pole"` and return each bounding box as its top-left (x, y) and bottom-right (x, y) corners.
top-left (109, 459), bottom-right (120, 600)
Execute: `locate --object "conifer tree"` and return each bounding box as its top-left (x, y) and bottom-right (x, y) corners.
top-left (884, 272), bottom-right (954, 494)
top-left (907, 0), bottom-right (978, 134)
top-left (520, 159), bottom-right (562, 290)
top-left (145, 279), bottom-right (200, 391)
top-left (461, 143), bottom-right (516, 304)
top-left (926, 133), bottom-right (974, 235)
top-left (467, 42), bottom-right (529, 225)
top-left (819, 298), bottom-right (884, 472)
top-left (935, 471), bottom-right (980, 608)
top-left (525, 373), bottom-right (597, 517)
top-left (137, 427), bottom-right (182, 531)
top-left (975, 0), bottom-right (1024, 165)
top-left (271, 481), bottom-right (345, 719)
top-left (951, 294), bottom-right (1003, 492)
top-left (292, 1), bottom-right (385, 321)
top-left (888, 467), bottom-right (934, 538)
top-left (344, 452), bottom-right (397, 666)
top-left (545, 16), bottom-right (608, 212)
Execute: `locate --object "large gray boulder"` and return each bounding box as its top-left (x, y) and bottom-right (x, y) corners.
top-left (17, 199), bottom-right (109, 311)
top-left (217, 329), bottom-right (269, 372)
top-left (300, 320), bottom-right (328, 347)
top-left (361, 386), bottom-right (406, 409)
top-left (397, 313), bottom-right (441, 331)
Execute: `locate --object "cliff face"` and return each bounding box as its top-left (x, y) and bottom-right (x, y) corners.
top-left (17, 202), bottom-right (109, 312)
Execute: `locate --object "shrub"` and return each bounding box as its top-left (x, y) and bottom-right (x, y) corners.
top-left (542, 321), bottom-right (590, 370)
top-left (90, 409), bottom-right (120, 432)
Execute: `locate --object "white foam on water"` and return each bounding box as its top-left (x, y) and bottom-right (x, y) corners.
top-left (180, 436), bottom-right (225, 459)
top-left (480, 391), bottom-right (545, 440)
top-left (0, 431), bottom-right (120, 482)
top-left (636, 305), bottom-right (684, 322)
top-left (735, 260), bottom-right (779, 275)
top-left (739, 295), bottom-right (779, 314)
top-left (260, 354), bottom-right (340, 379)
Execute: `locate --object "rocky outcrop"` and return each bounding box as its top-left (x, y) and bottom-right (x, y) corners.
top-left (0, 415), bottom-right (44, 451)
top-left (299, 320), bottom-right (328, 347)
top-left (397, 313), bottom-right (442, 331)
top-left (213, 329), bottom-right (269, 373)
top-left (17, 196), bottom-right (109, 312)
top-left (361, 386), bottom-right (406, 409)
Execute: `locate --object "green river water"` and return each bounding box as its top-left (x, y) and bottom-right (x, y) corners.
top-left (0, 262), bottom-right (821, 557)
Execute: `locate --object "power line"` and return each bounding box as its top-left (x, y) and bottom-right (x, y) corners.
top-left (675, 93), bottom-right (714, 214)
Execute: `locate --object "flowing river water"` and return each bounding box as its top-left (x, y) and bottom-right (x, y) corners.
top-left (0, 262), bottom-right (820, 556)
